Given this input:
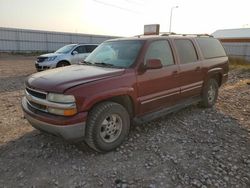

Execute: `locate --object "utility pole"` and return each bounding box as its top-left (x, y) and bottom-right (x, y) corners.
top-left (169, 6), bottom-right (178, 33)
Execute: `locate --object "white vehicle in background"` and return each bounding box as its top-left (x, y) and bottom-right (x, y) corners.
top-left (35, 44), bottom-right (98, 71)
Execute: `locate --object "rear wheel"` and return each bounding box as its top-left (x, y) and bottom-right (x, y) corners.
top-left (56, 61), bottom-right (70, 67)
top-left (85, 102), bottom-right (130, 152)
top-left (200, 78), bottom-right (219, 108)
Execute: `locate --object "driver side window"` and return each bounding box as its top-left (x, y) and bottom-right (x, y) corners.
top-left (73, 46), bottom-right (86, 54)
top-left (145, 40), bottom-right (174, 66)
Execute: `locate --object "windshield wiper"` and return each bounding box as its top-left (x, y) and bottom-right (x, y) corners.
top-left (93, 62), bottom-right (116, 67)
top-left (79, 60), bottom-right (93, 65)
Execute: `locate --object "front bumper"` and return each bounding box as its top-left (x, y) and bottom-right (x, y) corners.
top-left (35, 61), bottom-right (57, 71)
top-left (22, 97), bottom-right (86, 141)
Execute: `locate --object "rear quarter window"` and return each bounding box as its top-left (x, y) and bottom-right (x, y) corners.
top-left (196, 38), bottom-right (226, 59)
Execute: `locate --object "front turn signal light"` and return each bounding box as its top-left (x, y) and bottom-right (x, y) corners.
top-left (48, 107), bottom-right (77, 116)
top-left (63, 108), bottom-right (77, 116)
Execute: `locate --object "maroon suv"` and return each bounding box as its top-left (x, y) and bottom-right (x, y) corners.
top-left (22, 35), bottom-right (228, 152)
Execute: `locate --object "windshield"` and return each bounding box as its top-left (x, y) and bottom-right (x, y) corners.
top-left (85, 40), bottom-right (144, 68)
top-left (55, 44), bottom-right (76, 54)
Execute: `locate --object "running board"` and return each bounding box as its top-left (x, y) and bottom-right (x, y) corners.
top-left (133, 97), bottom-right (201, 124)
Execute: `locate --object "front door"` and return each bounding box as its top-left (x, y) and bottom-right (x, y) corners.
top-left (71, 45), bottom-right (87, 64)
top-left (137, 40), bottom-right (180, 115)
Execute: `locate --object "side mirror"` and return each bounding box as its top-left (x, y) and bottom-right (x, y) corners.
top-left (72, 51), bottom-right (78, 55)
top-left (145, 59), bottom-right (163, 69)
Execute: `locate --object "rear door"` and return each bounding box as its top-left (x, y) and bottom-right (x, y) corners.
top-left (82, 45), bottom-right (97, 60)
top-left (137, 39), bottom-right (180, 115)
top-left (173, 39), bottom-right (204, 100)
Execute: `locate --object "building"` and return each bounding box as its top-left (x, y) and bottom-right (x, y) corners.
top-left (212, 28), bottom-right (250, 62)
top-left (0, 27), bottom-right (118, 52)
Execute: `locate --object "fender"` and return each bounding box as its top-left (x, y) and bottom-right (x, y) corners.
top-left (80, 87), bottom-right (137, 112)
top-left (204, 67), bottom-right (223, 83)
top-left (207, 67), bottom-right (223, 74)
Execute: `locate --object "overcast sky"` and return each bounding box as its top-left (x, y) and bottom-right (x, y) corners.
top-left (0, 0), bottom-right (249, 36)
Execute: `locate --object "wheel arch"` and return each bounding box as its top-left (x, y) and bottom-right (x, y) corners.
top-left (57, 60), bottom-right (71, 67)
top-left (87, 95), bottom-right (135, 118)
top-left (205, 68), bottom-right (223, 87)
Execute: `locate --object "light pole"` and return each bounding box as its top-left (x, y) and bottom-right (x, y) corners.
top-left (169, 6), bottom-right (178, 33)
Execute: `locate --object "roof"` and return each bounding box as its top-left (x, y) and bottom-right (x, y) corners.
top-left (212, 28), bottom-right (250, 39)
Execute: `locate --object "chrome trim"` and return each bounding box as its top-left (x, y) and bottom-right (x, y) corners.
top-left (181, 85), bottom-right (202, 93)
top-left (25, 90), bottom-right (76, 109)
top-left (207, 67), bottom-right (222, 73)
top-left (26, 87), bottom-right (48, 96)
top-left (180, 81), bottom-right (203, 93)
top-left (141, 91), bottom-right (180, 105)
top-left (26, 100), bottom-right (48, 113)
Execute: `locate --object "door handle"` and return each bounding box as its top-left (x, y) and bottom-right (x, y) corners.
top-left (172, 70), bottom-right (178, 76)
top-left (195, 66), bottom-right (201, 71)
top-left (172, 70), bottom-right (178, 74)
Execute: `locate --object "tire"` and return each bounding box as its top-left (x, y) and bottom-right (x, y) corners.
top-left (200, 78), bottom-right (219, 108)
top-left (85, 102), bottom-right (130, 152)
top-left (56, 61), bottom-right (70, 67)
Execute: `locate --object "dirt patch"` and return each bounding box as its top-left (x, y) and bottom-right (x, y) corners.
top-left (0, 56), bottom-right (249, 188)
top-left (0, 55), bottom-right (36, 145)
top-left (216, 69), bottom-right (250, 129)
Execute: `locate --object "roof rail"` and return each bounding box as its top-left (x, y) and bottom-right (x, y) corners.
top-left (161, 33), bottom-right (213, 37)
top-left (134, 33), bottom-right (214, 38)
top-left (134, 34), bottom-right (143, 38)
top-left (184, 33), bottom-right (213, 37)
top-left (160, 32), bottom-right (177, 36)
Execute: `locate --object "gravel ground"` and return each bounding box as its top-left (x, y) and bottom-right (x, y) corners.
top-left (0, 55), bottom-right (249, 188)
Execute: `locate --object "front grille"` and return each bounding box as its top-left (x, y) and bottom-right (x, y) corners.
top-left (26, 87), bottom-right (47, 99)
top-left (37, 57), bottom-right (47, 63)
top-left (35, 64), bottom-right (49, 71)
top-left (29, 101), bottom-right (47, 111)
top-left (25, 87), bottom-right (48, 112)
top-left (25, 86), bottom-right (76, 116)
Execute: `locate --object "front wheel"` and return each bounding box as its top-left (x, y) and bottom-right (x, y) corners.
top-left (56, 61), bottom-right (70, 67)
top-left (85, 102), bottom-right (130, 152)
top-left (200, 78), bottom-right (219, 108)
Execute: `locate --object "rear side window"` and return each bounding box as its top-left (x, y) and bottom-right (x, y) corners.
top-left (86, 45), bottom-right (97, 53)
top-left (175, 39), bottom-right (198, 64)
top-left (145, 40), bottom-right (174, 66)
top-left (196, 38), bottom-right (226, 59)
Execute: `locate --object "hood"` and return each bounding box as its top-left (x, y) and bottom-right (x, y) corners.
top-left (26, 65), bottom-right (125, 93)
top-left (39, 53), bottom-right (60, 57)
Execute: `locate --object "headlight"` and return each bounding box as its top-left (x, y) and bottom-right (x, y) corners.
top-left (47, 93), bottom-right (75, 103)
top-left (46, 56), bottom-right (57, 61)
top-left (47, 93), bottom-right (76, 116)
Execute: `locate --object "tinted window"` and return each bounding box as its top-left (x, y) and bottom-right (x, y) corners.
top-left (196, 38), bottom-right (226, 59)
top-left (74, 46), bottom-right (86, 54)
top-left (175, 39), bottom-right (198, 64)
top-left (86, 45), bottom-right (97, 53)
top-left (145, 40), bottom-right (174, 66)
